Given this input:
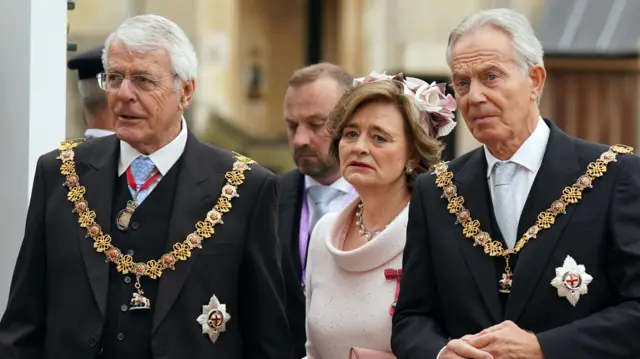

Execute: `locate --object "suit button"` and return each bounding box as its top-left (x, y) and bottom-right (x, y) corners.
top-left (127, 249), bottom-right (135, 256)
top-left (88, 335), bottom-right (98, 347)
top-left (117, 332), bottom-right (125, 341)
top-left (124, 276), bottom-right (131, 284)
top-left (121, 304), bottom-right (128, 312)
top-left (131, 222), bottom-right (139, 229)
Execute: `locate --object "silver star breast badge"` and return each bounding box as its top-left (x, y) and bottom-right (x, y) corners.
top-left (550, 255), bottom-right (593, 307)
top-left (196, 295), bottom-right (231, 343)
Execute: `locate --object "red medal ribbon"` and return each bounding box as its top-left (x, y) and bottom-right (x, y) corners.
top-left (126, 167), bottom-right (161, 196)
top-left (384, 268), bottom-right (402, 316)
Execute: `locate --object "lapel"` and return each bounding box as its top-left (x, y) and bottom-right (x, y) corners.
top-left (452, 149), bottom-right (502, 322)
top-left (278, 171), bottom-right (305, 279)
top-left (152, 132), bottom-right (224, 333)
top-left (77, 136), bottom-right (120, 317)
top-left (504, 120), bottom-right (582, 321)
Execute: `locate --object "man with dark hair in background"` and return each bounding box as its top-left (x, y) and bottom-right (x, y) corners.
top-left (279, 63), bottom-right (357, 358)
top-left (68, 46), bottom-right (115, 139)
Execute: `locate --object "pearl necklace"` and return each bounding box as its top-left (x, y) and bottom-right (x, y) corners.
top-left (355, 202), bottom-right (389, 240)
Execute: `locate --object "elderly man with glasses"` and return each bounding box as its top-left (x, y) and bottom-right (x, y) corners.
top-left (0, 14), bottom-right (292, 359)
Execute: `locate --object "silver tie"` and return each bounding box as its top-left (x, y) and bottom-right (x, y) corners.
top-left (307, 186), bottom-right (341, 233)
top-left (492, 161), bottom-right (519, 248)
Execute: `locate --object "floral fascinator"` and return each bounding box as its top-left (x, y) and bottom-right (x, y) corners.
top-left (352, 71), bottom-right (457, 138)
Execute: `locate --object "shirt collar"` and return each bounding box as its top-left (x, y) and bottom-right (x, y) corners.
top-left (304, 175), bottom-right (353, 194)
top-left (484, 116), bottom-right (550, 178)
top-left (84, 128), bottom-right (115, 138)
top-left (118, 117), bottom-right (188, 176)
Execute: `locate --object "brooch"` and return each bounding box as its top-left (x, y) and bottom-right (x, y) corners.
top-left (196, 295), bottom-right (231, 343)
top-left (550, 255), bottom-right (593, 307)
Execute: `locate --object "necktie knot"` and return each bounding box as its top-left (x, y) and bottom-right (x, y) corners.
top-left (308, 185), bottom-right (341, 206)
top-left (493, 161), bottom-right (518, 186)
top-left (130, 156), bottom-right (157, 185)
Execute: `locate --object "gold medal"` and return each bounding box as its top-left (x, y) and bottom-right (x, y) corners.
top-left (116, 200), bottom-right (137, 231)
top-left (129, 277), bottom-right (151, 310)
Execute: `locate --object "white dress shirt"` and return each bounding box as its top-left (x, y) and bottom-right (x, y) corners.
top-left (118, 118), bottom-right (188, 194)
top-left (84, 128), bottom-right (115, 139)
top-left (484, 117), bottom-right (550, 220)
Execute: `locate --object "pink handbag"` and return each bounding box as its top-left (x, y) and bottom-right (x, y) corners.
top-left (349, 347), bottom-right (397, 359)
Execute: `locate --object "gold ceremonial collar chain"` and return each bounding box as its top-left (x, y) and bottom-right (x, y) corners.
top-left (431, 144), bottom-right (633, 293)
top-left (57, 140), bottom-right (255, 310)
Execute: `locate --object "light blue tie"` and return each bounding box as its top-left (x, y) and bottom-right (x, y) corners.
top-left (129, 156), bottom-right (158, 205)
top-left (493, 161), bottom-right (519, 248)
top-left (307, 186), bottom-right (342, 233)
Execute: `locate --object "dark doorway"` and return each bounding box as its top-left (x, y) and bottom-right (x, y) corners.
top-left (306, 0), bottom-right (323, 65)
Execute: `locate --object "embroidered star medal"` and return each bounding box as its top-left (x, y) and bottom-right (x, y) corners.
top-left (550, 255), bottom-right (593, 307)
top-left (196, 295), bottom-right (231, 343)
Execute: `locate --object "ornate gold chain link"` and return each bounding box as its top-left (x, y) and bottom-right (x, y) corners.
top-left (57, 139), bottom-right (256, 309)
top-left (431, 144), bottom-right (633, 293)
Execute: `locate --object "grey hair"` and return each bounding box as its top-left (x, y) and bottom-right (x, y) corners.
top-left (446, 8), bottom-right (544, 75)
top-left (77, 78), bottom-right (108, 115)
top-left (102, 14), bottom-right (198, 89)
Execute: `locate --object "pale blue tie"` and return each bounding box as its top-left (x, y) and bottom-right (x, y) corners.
top-left (493, 161), bottom-right (519, 248)
top-left (307, 186), bottom-right (342, 233)
top-left (129, 156), bottom-right (158, 205)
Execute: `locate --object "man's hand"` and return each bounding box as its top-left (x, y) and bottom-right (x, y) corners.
top-left (439, 339), bottom-right (493, 359)
top-left (463, 321), bottom-right (544, 359)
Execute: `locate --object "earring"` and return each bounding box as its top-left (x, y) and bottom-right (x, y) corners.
top-left (405, 167), bottom-right (414, 174)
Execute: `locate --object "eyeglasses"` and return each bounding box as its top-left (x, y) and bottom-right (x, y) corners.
top-left (97, 72), bottom-right (176, 92)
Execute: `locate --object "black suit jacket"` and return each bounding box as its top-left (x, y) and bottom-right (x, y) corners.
top-left (0, 133), bottom-right (293, 359)
top-left (391, 120), bottom-right (640, 359)
top-left (277, 170), bottom-right (307, 359)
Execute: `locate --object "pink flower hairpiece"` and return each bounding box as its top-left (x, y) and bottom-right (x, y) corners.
top-left (353, 71), bottom-right (458, 138)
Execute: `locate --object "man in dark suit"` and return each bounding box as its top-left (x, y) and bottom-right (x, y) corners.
top-left (279, 63), bottom-right (357, 358)
top-left (67, 46), bottom-right (116, 139)
top-left (391, 8), bottom-right (640, 359)
top-left (0, 14), bottom-right (292, 359)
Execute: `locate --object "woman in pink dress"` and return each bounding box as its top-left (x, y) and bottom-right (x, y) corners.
top-left (304, 72), bottom-right (457, 358)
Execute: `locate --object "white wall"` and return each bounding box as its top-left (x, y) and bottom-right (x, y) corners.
top-left (0, 0), bottom-right (67, 314)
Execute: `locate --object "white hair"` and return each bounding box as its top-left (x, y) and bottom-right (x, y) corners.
top-left (446, 8), bottom-right (544, 75)
top-left (102, 14), bottom-right (198, 89)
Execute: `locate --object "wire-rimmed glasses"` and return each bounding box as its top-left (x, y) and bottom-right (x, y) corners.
top-left (97, 72), bottom-right (175, 92)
